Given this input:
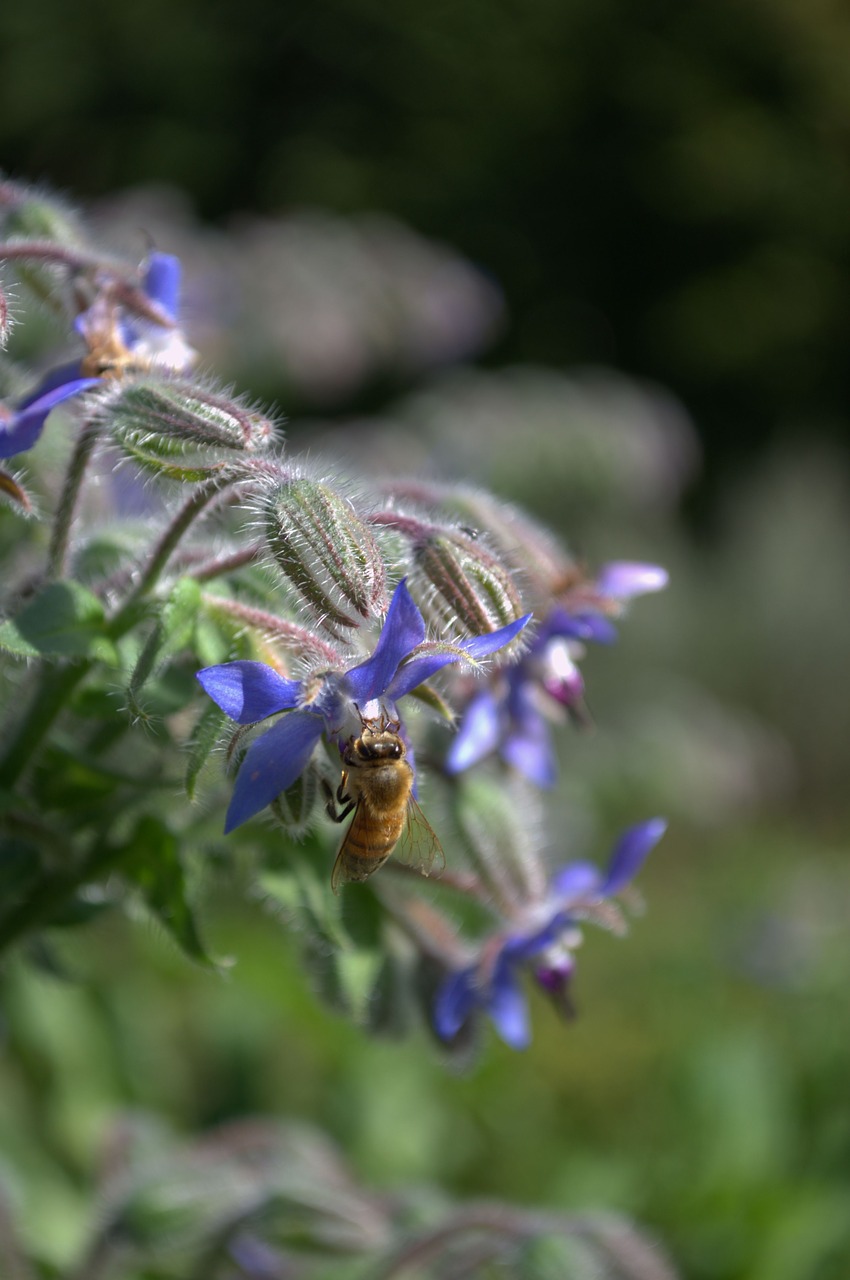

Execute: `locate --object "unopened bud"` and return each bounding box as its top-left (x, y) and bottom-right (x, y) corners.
top-left (411, 526), bottom-right (525, 642)
top-left (0, 185), bottom-right (85, 248)
top-left (263, 478), bottom-right (387, 632)
top-left (453, 774), bottom-right (548, 908)
top-left (0, 186), bottom-right (88, 306)
top-left (102, 377), bottom-right (274, 479)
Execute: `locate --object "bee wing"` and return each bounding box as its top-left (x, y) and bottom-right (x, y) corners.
top-left (331, 800), bottom-right (386, 895)
top-left (395, 796), bottom-right (446, 879)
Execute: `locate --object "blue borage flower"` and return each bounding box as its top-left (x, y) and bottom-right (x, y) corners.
top-left (197, 578), bottom-right (532, 834)
top-left (0, 252), bottom-right (192, 460)
top-left (446, 561), bottom-right (668, 787)
top-left (434, 817), bottom-right (666, 1049)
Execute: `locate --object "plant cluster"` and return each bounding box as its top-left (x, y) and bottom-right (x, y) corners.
top-left (0, 177), bottom-right (673, 1277)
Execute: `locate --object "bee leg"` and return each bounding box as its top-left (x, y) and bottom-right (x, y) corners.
top-left (321, 778), bottom-right (355, 824)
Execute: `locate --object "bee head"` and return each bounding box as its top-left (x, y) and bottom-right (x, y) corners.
top-left (347, 727), bottom-right (405, 763)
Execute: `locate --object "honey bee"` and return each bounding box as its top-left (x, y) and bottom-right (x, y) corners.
top-left (78, 301), bottom-right (142, 379)
top-left (324, 714), bottom-right (445, 893)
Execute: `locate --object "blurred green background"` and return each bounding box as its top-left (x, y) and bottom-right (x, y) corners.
top-left (2, 1), bottom-right (850, 1276)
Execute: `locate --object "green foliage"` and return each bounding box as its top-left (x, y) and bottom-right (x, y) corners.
top-left (0, 581), bottom-right (118, 662)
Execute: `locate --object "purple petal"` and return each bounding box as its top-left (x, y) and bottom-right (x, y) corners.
top-left (224, 711), bottom-right (323, 832)
top-left (385, 650), bottom-right (462, 700)
top-left (197, 661), bottom-right (301, 724)
top-left (460, 612), bottom-right (533, 660)
top-left (0, 373), bottom-right (99, 459)
top-left (501, 715), bottom-right (557, 788)
top-left (16, 361), bottom-right (90, 409)
top-left (434, 968), bottom-right (477, 1040)
top-left (503, 906), bottom-right (582, 962)
top-left (549, 860), bottom-right (604, 901)
top-left (602, 818), bottom-right (667, 895)
top-left (445, 691), bottom-right (502, 774)
top-left (143, 252), bottom-right (182, 320)
top-left (487, 958), bottom-right (531, 1049)
top-left (344, 579), bottom-right (426, 703)
top-left (544, 606), bottom-right (618, 645)
top-left (596, 561), bottom-right (669, 599)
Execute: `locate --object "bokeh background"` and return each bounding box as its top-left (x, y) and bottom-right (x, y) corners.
top-left (2, 2), bottom-right (850, 1277)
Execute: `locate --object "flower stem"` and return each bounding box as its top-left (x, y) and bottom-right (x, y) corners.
top-left (121, 469), bottom-right (237, 608)
top-left (46, 416), bottom-right (101, 578)
top-left (0, 661), bottom-right (92, 790)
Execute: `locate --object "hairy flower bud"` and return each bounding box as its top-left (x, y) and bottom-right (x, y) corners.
top-left (0, 185), bottom-right (86, 248)
top-left (453, 773), bottom-right (548, 908)
top-left (411, 525), bottom-right (525, 642)
top-left (263, 477), bottom-right (387, 632)
top-left (0, 185), bottom-right (90, 308)
top-left (101, 377), bottom-right (275, 479)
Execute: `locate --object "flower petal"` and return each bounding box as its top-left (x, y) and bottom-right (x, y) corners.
top-left (549, 860), bottom-right (603, 901)
top-left (487, 958), bottom-right (531, 1049)
top-left (445, 690), bottom-right (502, 774)
top-left (196, 661), bottom-right (301, 724)
top-left (143, 252), bottom-right (182, 320)
top-left (434, 967), bottom-right (477, 1040)
top-left (224, 711), bottom-right (323, 833)
top-left (344, 578), bottom-right (426, 703)
top-left (0, 371), bottom-right (99, 459)
top-left (602, 818), bottom-right (666, 895)
top-left (596, 561), bottom-right (669, 599)
top-left (460, 612), bottom-right (533, 659)
top-left (501, 714), bottom-right (557, 788)
top-left (386, 649), bottom-right (462, 699)
top-left (502, 908), bottom-right (576, 962)
top-left (544, 606), bottom-right (618, 645)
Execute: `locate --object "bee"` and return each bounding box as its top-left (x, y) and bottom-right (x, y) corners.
top-left (324, 714), bottom-right (445, 893)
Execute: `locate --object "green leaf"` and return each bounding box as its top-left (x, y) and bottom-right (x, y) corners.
top-left (0, 581), bottom-right (118, 662)
top-left (122, 816), bottom-right (216, 968)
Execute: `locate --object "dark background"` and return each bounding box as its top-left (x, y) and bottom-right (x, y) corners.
top-left (5, 0), bottom-right (850, 513)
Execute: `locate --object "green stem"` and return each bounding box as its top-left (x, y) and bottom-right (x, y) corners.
top-left (46, 417), bottom-right (101, 579)
top-left (0, 662), bottom-right (92, 791)
top-left (121, 470), bottom-right (235, 608)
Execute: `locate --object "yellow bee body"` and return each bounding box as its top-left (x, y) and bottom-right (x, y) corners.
top-left (328, 719), bottom-right (444, 893)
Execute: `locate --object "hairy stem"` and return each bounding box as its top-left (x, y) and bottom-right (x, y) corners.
top-left (121, 470), bottom-right (237, 608)
top-left (46, 416), bottom-right (101, 578)
top-left (0, 662), bottom-right (92, 790)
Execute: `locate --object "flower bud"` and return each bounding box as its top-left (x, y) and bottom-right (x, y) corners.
top-left (411, 525), bottom-right (525, 642)
top-left (263, 477), bottom-right (387, 632)
top-left (101, 376), bottom-right (274, 479)
top-left (0, 184), bottom-right (88, 306)
top-left (0, 183), bottom-right (85, 247)
top-left (453, 773), bottom-right (548, 908)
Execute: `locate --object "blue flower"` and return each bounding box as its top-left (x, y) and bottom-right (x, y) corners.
top-left (0, 252), bottom-right (192, 461)
top-left (197, 578), bottom-right (531, 834)
top-left (434, 818), bottom-right (666, 1049)
top-left (445, 562), bottom-right (668, 787)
